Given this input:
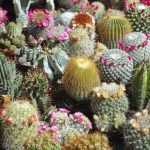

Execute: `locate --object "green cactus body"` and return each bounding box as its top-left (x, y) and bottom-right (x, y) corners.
top-left (90, 83), bottom-right (129, 132)
top-left (97, 15), bottom-right (132, 48)
top-left (124, 109), bottom-right (150, 150)
top-left (63, 57), bottom-right (101, 101)
top-left (0, 101), bottom-right (39, 150)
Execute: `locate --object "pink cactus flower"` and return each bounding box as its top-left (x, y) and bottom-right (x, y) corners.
top-left (140, 0), bottom-right (150, 6)
top-left (0, 7), bottom-right (8, 27)
top-left (59, 108), bottom-right (70, 113)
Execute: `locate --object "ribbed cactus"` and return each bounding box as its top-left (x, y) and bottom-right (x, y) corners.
top-left (0, 53), bottom-right (22, 99)
top-left (118, 32), bottom-right (150, 65)
top-left (99, 49), bottom-right (133, 84)
top-left (96, 15), bottom-right (132, 48)
top-left (126, 3), bottom-right (150, 33)
top-left (90, 83), bottom-right (129, 132)
top-left (63, 57), bottom-right (101, 101)
top-left (0, 100), bottom-right (39, 150)
top-left (124, 109), bottom-right (150, 150)
top-left (62, 132), bottom-right (112, 150)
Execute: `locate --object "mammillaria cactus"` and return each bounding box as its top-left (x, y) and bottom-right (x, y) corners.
top-left (62, 132), bottom-right (112, 150)
top-left (63, 57), bottom-right (100, 101)
top-left (96, 15), bottom-right (132, 48)
top-left (118, 32), bottom-right (150, 65)
top-left (124, 109), bottom-right (150, 150)
top-left (90, 82), bottom-right (129, 132)
top-left (99, 49), bottom-right (133, 84)
top-left (0, 100), bottom-right (39, 150)
top-left (125, 3), bottom-right (150, 33)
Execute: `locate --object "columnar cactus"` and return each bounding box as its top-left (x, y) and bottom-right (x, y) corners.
top-left (99, 49), bottom-right (133, 84)
top-left (63, 57), bottom-right (101, 101)
top-left (124, 109), bottom-right (150, 150)
top-left (96, 15), bottom-right (132, 48)
top-left (90, 83), bottom-right (129, 132)
top-left (0, 101), bottom-right (39, 150)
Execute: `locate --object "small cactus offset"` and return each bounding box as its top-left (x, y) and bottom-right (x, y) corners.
top-left (62, 132), bottom-right (112, 150)
top-left (125, 3), bottom-right (150, 33)
top-left (99, 49), bottom-right (133, 84)
top-left (0, 100), bottom-right (39, 150)
top-left (118, 32), bottom-right (150, 65)
top-left (90, 83), bottom-right (129, 132)
top-left (96, 15), bottom-right (132, 48)
top-left (63, 57), bottom-right (101, 101)
top-left (124, 109), bottom-right (150, 150)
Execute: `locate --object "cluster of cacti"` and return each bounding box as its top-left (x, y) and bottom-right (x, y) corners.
top-left (62, 132), bottom-right (112, 150)
top-left (99, 49), bottom-right (134, 84)
top-left (63, 57), bottom-right (100, 101)
top-left (125, 3), bottom-right (150, 33)
top-left (124, 109), bottom-right (150, 150)
top-left (0, 100), bottom-right (39, 150)
top-left (96, 15), bottom-right (132, 48)
top-left (90, 82), bottom-right (129, 132)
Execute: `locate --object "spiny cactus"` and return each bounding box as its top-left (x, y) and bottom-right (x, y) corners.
top-left (68, 27), bottom-right (95, 57)
top-left (0, 53), bottom-right (22, 99)
top-left (118, 32), bottom-right (150, 65)
top-left (125, 3), bottom-right (150, 33)
top-left (90, 83), bottom-right (129, 132)
top-left (62, 132), bottom-right (112, 150)
top-left (0, 100), bottom-right (39, 150)
top-left (96, 15), bottom-right (132, 48)
top-left (99, 49), bottom-right (133, 84)
top-left (63, 57), bottom-right (101, 101)
top-left (124, 109), bottom-right (150, 150)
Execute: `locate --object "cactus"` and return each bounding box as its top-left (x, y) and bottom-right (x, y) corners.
top-left (0, 100), bottom-right (39, 150)
top-left (90, 82), bottom-right (129, 132)
top-left (118, 32), bottom-right (150, 65)
top-left (63, 57), bottom-right (101, 101)
top-left (125, 3), bottom-right (150, 33)
top-left (0, 53), bottom-right (22, 99)
top-left (99, 49), bottom-right (134, 84)
top-left (62, 132), bottom-right (112, 150)
top-left (124, 109), bottom-right (150, 150)
top-left (68, 28), bottom-right (95, 57)
top-left (96, 15), bottom-right (132, 48)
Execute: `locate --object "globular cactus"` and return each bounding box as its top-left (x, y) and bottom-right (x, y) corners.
top-left (125, 3), bottom-right (150, 33)
top-left (62, 132), bottom-right (112, 150)
top-left (90, 82), bottom-right (129, 132)
top-left (63, 57), bottom-right (101, 101)
top-left (124, 109), bottom-right (150, 150)
top-left (96, 15), bottom-right (132, 48)
top-left (118, 32), bottom-right (150, 65)
top-left (0, 100), bottom-right (39, 150)
top-left (99, 49), bottom-right (134, 84)
top-left (68, 28), bottom-right (95, 57)
top-left (0, 53), bottom-right (22, 99)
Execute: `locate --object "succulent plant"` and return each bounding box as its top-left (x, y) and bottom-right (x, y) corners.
top-left (118, 32), bottom-right (150, 65)
top-left (124, 109), bottom-right (150, 150)
top-left (99, 49), bottom-right (134, 84)
top-left (63, 57), bottom-right (101, 101)
top-left (125, 3), bottom-right (150, 33)
top-left (96, 15), bottom-right (132, 48)
top-left (90, 82), bottom-right (129, 132)
top-left (0, 100), bottom-right (39, 150)
top-left (62, 132), bottom-right (112, 150)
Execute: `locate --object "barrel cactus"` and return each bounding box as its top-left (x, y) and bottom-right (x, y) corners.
top-left (63, 57), bottom-right (101, 101)
top-left (0, 100), bottom-right (39, 150)
top-left (118, 32), bottom-right (150, 65)
top-left (90, 82), bottom-right (129, 132)
top-left (125, 3), bottom-right (150, 33)
top-left (96, 15), bottom-right (132, 48)
top-left (99, 49), bottom-right (133, 84)
top-left (124, 109), bottom-right (150, 150)
top-left (62, 132), bottom-right (112, 150)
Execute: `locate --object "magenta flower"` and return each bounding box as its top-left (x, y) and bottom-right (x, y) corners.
top-left (28, 9), bottom-right (54, 28)
top-left (73, 112), bottom-right (84, 124)
top-left (58, 108), bottom-right (70, 113)
top-left (57, 31), bottom-right (69, 42)
top-left (0, 7), bottom-right (8, 27)
top-left (140, 0), bottom-right (150, 6)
